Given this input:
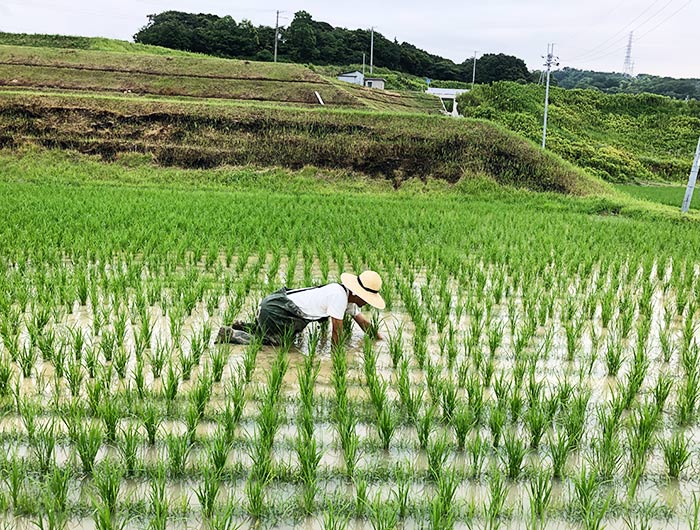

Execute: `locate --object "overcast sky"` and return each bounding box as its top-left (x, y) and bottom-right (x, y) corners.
top-left (1, 0), bottom-right (697, 78)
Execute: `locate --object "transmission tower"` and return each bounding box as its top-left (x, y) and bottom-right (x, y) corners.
top-left (623, 31), bottom-right (634, 77)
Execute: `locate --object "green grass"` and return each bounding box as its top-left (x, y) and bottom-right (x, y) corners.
top-left (0, 93), bottom-right (606, 194)
top-left (458, 81), bottom-right (700, 183)
top-left (615, 183), bottom-right (698, 212)
top-left (0, 42), bottom-right (442, 113)
top-left (0, 32), bottom-right (199, 56)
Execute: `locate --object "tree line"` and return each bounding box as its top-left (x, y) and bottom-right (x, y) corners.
top-left (554, 68), bottom-right (699, 101)
top-left (133, 10), bottom-right (533, 84)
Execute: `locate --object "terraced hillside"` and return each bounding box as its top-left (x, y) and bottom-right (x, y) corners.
top-left (0, 92), bottom-right (607, 194)
top-left (0, 43), bottom-right (443, 113)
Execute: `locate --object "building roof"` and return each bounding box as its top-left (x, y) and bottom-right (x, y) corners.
top-left (338, 71), bottom-right (363, 77)
top-left (365, 77), bottom-right (387, 82)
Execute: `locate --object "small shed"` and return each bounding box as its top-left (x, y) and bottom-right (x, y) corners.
top-left (364, 77), bottom-right (386, 90)
top-left (337, 71), bottom-right (364, 86)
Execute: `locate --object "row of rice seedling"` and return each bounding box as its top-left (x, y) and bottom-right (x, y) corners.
top-left (2, 166), bottom-right (700, 527)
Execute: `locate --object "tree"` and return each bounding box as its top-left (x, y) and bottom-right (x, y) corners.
top-left (286, 11), bottom-right (318, 62)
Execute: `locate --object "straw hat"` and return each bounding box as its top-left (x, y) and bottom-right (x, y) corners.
top-left (341, 270), bottom-right (385, 310)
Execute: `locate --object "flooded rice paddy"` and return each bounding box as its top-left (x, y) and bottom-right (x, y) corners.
top-left (1, 254), bottom-right (700, 530)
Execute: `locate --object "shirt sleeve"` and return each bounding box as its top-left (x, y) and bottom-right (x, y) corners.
top-left (345, 303), bottom-right (359, 317)
top-left (326, 285), bottom-right (349, 320)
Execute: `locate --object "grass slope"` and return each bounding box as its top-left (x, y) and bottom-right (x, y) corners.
top-left (458, 82), bottom-right (700, 183)
top-left (0, 40), bottom-right (442, 113)
top-left (0, 31), bottom-right (200, 56)
top-left (0, 93), bottom-right (606, 194)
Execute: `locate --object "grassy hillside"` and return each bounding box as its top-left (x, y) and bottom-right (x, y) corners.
top-left (0, 92), bottom-right (607, 194)
top-left (0, 42), bottom-right (443, 113)
top-left (457, 82), bottom-right (700, 183)
top-left (0, 31), bottom-right (199, 56)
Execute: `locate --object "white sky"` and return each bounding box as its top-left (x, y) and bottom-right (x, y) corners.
top-left (1, 0), bottom-right (697, 78)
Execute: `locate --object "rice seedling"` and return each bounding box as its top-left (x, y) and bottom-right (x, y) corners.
top-left (163, 360), bottom-right (180, 404)
top-left (653, 372), bottom-right (673, 413)
top-left (93, 458), bottom-right (123, 514)
top-left (323, 497), bottom-right (351, 530)
top-left (118, 424), bottom-right (140, 476)
top-left (427, 431), bottom-right (451, 481)
top-left (430, 468), bottom-right (458, 530)
top-left (528, 469), bottom-right (552, 530)
top-left (244, 476), bottom-right (268, 520)
top-left (76, 422), bottom-right (103, 474)
top-left (485, 465), bottom-right (508, 530)
top-left (501, 429), bottom-right (527, 480)
top-left (166, 432), bottom-right (190, 476)
top-left (32, 420), bottom-right (56, 473)
top-left (99, 393), bottom-right (121, 443)
top-left (4, 454), bottom-right (25, 510)
top-left (676, 367), bottom-right (700, 426)
top-left (17, 343), bottom-right (37, 378)
top-left (661, 430), bottom-right (691, 479)
top-left (387, 325), bottom-right (404, 368)
top-left (196, 463), bottom-right (222, 519)
top-left (148, 463), bottom-right (169, 530)
top-left (605, 331), bottom-right (624, 377)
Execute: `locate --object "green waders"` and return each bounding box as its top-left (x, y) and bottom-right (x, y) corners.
top-left (256, 287), bottom-right (321, 338)
top-left (217, 286), bottom-right (327, 345)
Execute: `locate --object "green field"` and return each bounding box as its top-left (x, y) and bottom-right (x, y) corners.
top-left (616, 184), bottom-right (698, 212)
top-left (1, 151), bottom-right (700, 529)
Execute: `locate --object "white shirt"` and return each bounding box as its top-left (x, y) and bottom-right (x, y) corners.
top-left (287, 283), bottom-right (359, 321)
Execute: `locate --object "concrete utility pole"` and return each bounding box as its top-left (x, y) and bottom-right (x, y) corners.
top-left (362, 53), bottom-right (366, 76)
top-left (370, 27), bottom-right (374, 75)
top-left (273, 10), bottom-right (280, 63)
top-left (541, 43), bottom-right (558, 150)
top-left (681, 136), bottom-right (700, 213)
top-left (471, 51), bottom-right (478, 89)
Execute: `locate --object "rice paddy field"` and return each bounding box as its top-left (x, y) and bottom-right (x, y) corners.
top-left (2, 150), bottom-right (700, 530)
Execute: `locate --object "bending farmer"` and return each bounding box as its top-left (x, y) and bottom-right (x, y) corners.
top-left (216, 270), bottom-right (385, 347)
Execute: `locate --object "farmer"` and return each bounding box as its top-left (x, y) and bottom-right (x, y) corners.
top-left (216, 270), bottom-right (385, 347)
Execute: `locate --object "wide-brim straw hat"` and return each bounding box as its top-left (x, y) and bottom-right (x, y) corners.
top-left (341, 270), bottom-right (386, 310)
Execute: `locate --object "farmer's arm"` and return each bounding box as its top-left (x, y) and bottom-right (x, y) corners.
top-left (331, 317), bottom-right (343, 347)
top-left (353, 313), bottom-right (383, 340)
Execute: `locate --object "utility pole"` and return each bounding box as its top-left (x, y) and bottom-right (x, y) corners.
top-left (370, 27), bottom-right (374, 75)
top-left (471, 51), bottom-right (478, 89)
top-left (541, 43), bottom-right (558, 150)
top-left (273, 10), bottom-right (279, 63)
top-left (681, 136), bottom-right (700, 213)
top-left (362, 53), bottom-right (366, 76)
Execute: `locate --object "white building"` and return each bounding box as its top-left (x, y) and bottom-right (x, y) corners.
top-left (337, 71), bottom-right (364, 86)
top-left (364, 77), bottom-right (386, 90)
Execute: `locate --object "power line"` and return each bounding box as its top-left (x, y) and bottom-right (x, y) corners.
top-left (634, 0), bottom-right (694, 40)
top-left (567, 0), bottom-right (672, 61)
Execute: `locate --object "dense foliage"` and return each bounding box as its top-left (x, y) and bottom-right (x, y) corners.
top-left (133, 10), bottom-right (532, 83)
top-left (555, 67), bottom-right (700, 101)
top-left (457, 81), bottom-right (700, 183)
